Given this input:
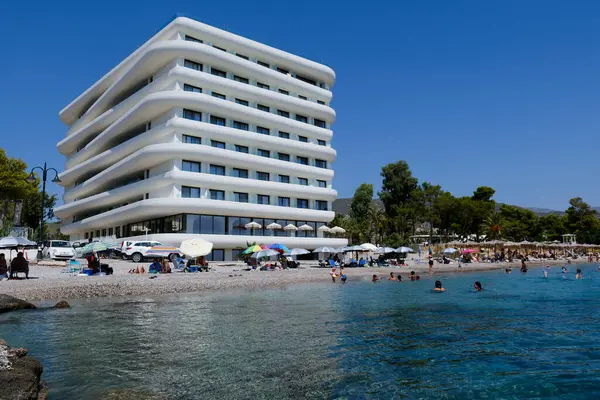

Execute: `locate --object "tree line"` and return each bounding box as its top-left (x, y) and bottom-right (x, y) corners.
top-left (0, 148), bottom-right (58, 239)
top-left (331, 160), bottom-right (599, 246)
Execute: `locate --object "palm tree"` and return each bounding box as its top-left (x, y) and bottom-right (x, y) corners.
top-left (482, 211), bottom-right (503, 252)
top-left (368, 205), bottom-right (386, 245)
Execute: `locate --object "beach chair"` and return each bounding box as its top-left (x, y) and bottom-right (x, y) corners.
top-left (62, 259), bottom-right (81, 274)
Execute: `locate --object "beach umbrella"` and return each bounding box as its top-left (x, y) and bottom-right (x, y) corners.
top-left (243, 244), bottom-right (264, 254)
top-left (0, 236), bottom-right (19, 248)
top-left (266, 222), bottom-right (282, 230)
top-left (269, 243), bottom-right (291, 253)
top-left (245, 221), bottom-right (262, 229)
top-left (251, 249), bottom-right (279, 259)
top-left (14, 237), bottom-right (37, 246)
top-left (313, 246), bottom-right (336, 253)
top-left (375, 247), bottom-right (395, 254)
top-left (330, 226), bottom-right (346, 234)
top-left (396, 246), bottom-right (414, 253)
top-left (82, 241), bottom-right (112, 253)
top-left (317, 226), bottom-right (331, 233)
top-left (360, 243), bottom-right (377, 252)
top-left (284, 224), bottom-right (298, 231)
top-left (180, 238), bottom-right (213, 258)
top-left (146, 245), bottom-right (180, 257)
top-left (288, 248), bottom-right (310, 255)
top-left (344, 245), bottom-right (366, 252)
top-left (461, 249), bottom-right (477, 254)
top-left (442, 248), bottom-right (458, 254)
top-left (298, 224), bottom-right (314, 231)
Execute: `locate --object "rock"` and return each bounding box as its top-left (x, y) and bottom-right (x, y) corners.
top-left (54, 301), bottom-right (70, 309)
top-left (0, 294), bottom-right (36, 314)
top-left (0, 338), bottom-right (47, 400)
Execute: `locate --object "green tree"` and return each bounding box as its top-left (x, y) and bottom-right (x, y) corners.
top-left (537, 214), bottom-right (566, 242)
top-left (483, 211), bottom-right (503, 252)
top-left (472, 186), bottom-right (496, 202)
top-left (499, 205), bottom-right (538, 241)
top-left (349, 183), bottom-right (373, 242)
top-left (368, 204), bottom-right (387, 245)
top-left (565, 197), bottom-right (599, 243)
top-left (0, 149), bottom-right (35, 227)
top-left (432, 192), bottom-right (458, 240)
top-left (378, 160), bottom-right (418, 217)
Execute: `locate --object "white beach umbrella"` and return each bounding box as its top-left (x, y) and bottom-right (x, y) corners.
top-left (14, 237), bottom-right (37, 246)
top-left (375, 247), bottom-right (395, 254)
top-left (180, 238), bottom-right (213, 258)
top-left (245, 221), bottom-right (262, 229)
top-left (330, 226), bottom-right (346, 234)
top-left (288, 248), bottom-right (310, 255)
top-left (345, 245), bottom-right (366, 252)
top-left (360, 243), bottom-right (378, 252)
top-left (0, 237), bottom-right (19, 248)
top-left (313, 246), bottom-right (336, 253)
top-left (251, 249), bottom-right (279, 259)
top-left (298, 224), bottom-right (314, 231)
top-left (266, 222), bottom-right (282, 230)
top-left (396, 246), bottom-right (414, 253)
top-left (317, 226), bottom-right (331, 233)
top-left (442, 248), bottom-right (458, 254)
top-left (284, 224), bottom-right (298, 231)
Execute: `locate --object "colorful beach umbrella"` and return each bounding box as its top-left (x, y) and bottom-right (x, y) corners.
top-left (243, 244), bottom-right (264, 254)
top-left (269, 243), bottom-right (290, 253)
top-left (461, 249), bottom-right (477, 254)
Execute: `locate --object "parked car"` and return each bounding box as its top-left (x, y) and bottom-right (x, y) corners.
top-left (122, 241), bottom-right (177, 263)
top-left (42, 240), bottom-right (75, 260)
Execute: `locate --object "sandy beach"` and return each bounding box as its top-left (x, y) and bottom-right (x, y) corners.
top-left (0, 257), bottom-right (583, 302)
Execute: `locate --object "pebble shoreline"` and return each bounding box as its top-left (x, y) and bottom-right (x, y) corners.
top-left (0, 258), bottom-right (581, 302)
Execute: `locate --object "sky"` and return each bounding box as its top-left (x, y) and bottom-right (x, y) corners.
top-left (1, 0), bottom-right (600, 211)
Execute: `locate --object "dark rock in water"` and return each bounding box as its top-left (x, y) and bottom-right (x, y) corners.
top-left (0, 338), bottom-right (47, 400)
top-left (102, 388), bottom-right (167, 399)
top-left (0, 294), bottom-right (36, 314)
top-left (54, 301), bottom-right (70, 309)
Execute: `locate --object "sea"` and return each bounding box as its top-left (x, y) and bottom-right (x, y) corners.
top-left (1, 264), bottom-right (600, 399)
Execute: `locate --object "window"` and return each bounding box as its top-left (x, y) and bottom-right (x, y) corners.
top-left (185, 35), bottom-right (203, 43)
top-left (298, 177), bottom-right (308, 186)
top-left (296, 114), bottom-right (308, 123)
top-left (235, 144), bottom-right (248, 153)
top-left (257, 194), bottom-right (270, 205)
top-left (183, 135), bottom-right (201, 144)
top-left (317, 180), bottom-right (327, 188)
top-left (209, 190), bottom-right (225, 200)
top-left (182, 186), bottom-right (201, 198)
top-left (184, 59), bottom-right (202, 71)
top-left (297, 156), bottom-right (308, 165)
top-left (212, 92), bottom-right (226, 100)
top-left (116, 226), bottom-right (121, 238)
top-left (257, 60), bottom-right (270, 68)
top-left (210, 164), bottom-right (225, 175)
top-left (317, 100), bottom-right (326, 105)
top-left (257, 104), bottom-right (270, 112)
top-left (211, 140), bottom-right (225, 149)
top-left (277, 67), bottom-right (289, 74)
top-left (277, 110), bottom-right (289, 118)
top-left (318, 139), bottom-right (326, 146)
top-left (258, 149), bottom-right (270, 158)
top-left (183, 84), bottom-right (202, 93)
top-left (183, 109), bottom-right (202, 121)
top-left (213, 45), bottom-right (226, 52)
top-left (296, 74), bottom-right (316, 85)
top-left (257, 82), bottom-right (270, 89)
top-left (315, 159), bottom-right (327, 168)
top-left (210, 115), bottom-right (226, 126)
top-left (233, 121), bottom-right (249, 131)
top-left (278, 89), bottom-right (289, 95)
top-left (108, 228), bottom-right (114, 236)
top-left (182, 160), bottom-right (201, 172)
top-left (297, 199), bottom-right (309, 209)
top-left (211, 68), bottom-right (226, 78)
top-left (278, 153), bottom-right (290, 162)
top-left (315, 200), bottom-right (328, 211)
top-left (234, 75), bottom-right (249, 84)
top-left (278, 131), bottom-right (290, 139)
top-left (235, 98), bottom-right (249, 106)
top-left (207, 249), bottom-right (225, 262)
top-left (279, 175), bottom-right (290, 183)
top-left (234, 192), bottom-right (249, 203)
top-left (314, 119), bottom-right (326, 128)
top-left (102, 229), bottom-right (107, 237)
top-left (257, 171), bottom-right (270, 181)
top-left (257, 126), bottom-right (270, 135)
top-left (236, 53), bottom-right (249, 60)
top-left (278, 197), bottom-right (290, 207)
top-left (233, 168), bottom-right (248, 178)
top-left (298, 136), bottom-right (308, 143)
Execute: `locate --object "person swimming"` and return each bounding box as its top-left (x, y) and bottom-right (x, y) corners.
top-left (520, 260), bottom-right (527, 273)
top-left (562, 266), bottom-right (568, 274)
top-left (410, 271), bottom-right (416, 281)
top-left (474, 281), bottom-right (483, 291)
top-left (397, 274), bottom-right (402, 282)
top-left (576, 268), bottom-right (582, 279)
top-left (372, 274), bottom-right (380, 282)
top-left (389, 272), bottom-right (396, 281)
top-left (341, 274), bottom-right (347, 283)
top-left (434, 280), bottom-right (445, 292)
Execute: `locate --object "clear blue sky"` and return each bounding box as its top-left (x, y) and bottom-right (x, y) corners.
top-left (2, 0), bottom-right (600, 210)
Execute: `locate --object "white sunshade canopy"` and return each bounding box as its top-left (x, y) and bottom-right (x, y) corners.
top-left (180, 238), bottom-right (214, 258)
top-left (345, 245), bottom-right (367, 252)
top-left (396, 246), bottom-right (414, 253)
top-left (284, 224), bottom-right (298, 231)
top-left (0, 237), bottom-right (19, 248)
top-left (298, 224), bottom-right (314, 231)
top-left (375, 247), bottom-right (396, 254)
top-left (442, 248), bottom-right (458, 254)
top-left (330, 226), bottom-right (346, 234)
top-left (251, 249), bottom-right (279, 258)
top-left (313, 246), bottom-right (337, 253)
top-left (360, 243), bottom-right (378, 251)
top-left (266, 223), bottom-right (282, 230)
top-left (317, 225), bottom-right (331, 233)
top-left (245, 221), bottom-right (262, 229)
top-left (287, 248), bottom-right (310, 255)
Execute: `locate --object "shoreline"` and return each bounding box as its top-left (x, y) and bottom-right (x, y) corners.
top-left (0, 258), bottom-right (589, 303)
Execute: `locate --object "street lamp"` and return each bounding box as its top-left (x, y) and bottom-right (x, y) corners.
top-left (27, 162), bottom-right (61, 258)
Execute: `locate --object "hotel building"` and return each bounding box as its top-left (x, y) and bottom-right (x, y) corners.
top-left (54, 17), bottom-right (347, 260)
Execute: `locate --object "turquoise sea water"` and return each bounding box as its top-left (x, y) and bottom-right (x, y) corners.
top-left (2, 265), bottom-right (600, 399)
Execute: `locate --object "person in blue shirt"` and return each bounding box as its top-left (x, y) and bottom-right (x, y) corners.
top-left (149, 258), bottom-right (162, 273)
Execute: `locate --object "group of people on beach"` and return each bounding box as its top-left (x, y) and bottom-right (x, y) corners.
top-left (0, 252), bottom-right (29, 280)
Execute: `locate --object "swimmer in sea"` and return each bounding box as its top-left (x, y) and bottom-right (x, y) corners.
top-left (474, 281), bottom-right (483, 291)
top-left (562, 266), bottom-right (568, 274)
top-left (434, 280), bottom-right (446, 292)
top-left (410, 271), bottom-right (416, 281)
top-left (397, 274), bottom-right (402, 282)
top-left (576, 268), bottom-right (582, 279)
top-left (389, 272), bottom-right (397, 281)
top-left (341, 274), bottom-right (347, 283)
top-left (372, 274), bottom-right (380, 282)
top-left (543, 265), bottom-right (549, 278)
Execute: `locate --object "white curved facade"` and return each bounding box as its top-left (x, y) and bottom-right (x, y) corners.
top-left (55, 16), bottom-right (347, 260)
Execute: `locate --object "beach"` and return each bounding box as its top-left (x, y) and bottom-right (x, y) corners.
top-left (0, 257), bottom-right (578, 301)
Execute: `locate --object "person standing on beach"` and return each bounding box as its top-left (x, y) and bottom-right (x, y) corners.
top-left (428, 257), bottom-right (434, 273)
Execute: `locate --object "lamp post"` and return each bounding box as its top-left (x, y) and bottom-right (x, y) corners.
top-left (27, 162), bottom-right (61, 258)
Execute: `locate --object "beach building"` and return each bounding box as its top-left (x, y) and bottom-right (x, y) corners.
top-left (54, 16), bottom-right (347, 260)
